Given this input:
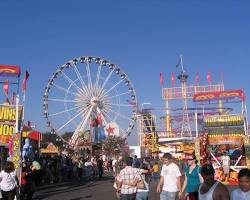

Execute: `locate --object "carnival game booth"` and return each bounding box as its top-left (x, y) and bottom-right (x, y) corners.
top-left (40, 142), bottom-right (59, 154)
top-left (194, 89), bottom-right (249, 184)
top-left (157, 136), bottom-right (195, 158)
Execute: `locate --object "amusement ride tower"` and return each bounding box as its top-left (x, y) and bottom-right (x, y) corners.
top-left (177, 56), bottom-right (192, 137)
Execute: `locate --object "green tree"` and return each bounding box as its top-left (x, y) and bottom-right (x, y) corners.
top-left (101, 135), bottom-right (127, 157)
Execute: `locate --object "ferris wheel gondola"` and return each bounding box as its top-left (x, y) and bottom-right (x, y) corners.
top-left (43, 56), bottom-right (137, 147)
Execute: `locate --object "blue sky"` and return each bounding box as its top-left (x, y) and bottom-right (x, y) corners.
top-left (0, 1), bottom-right (250, 144)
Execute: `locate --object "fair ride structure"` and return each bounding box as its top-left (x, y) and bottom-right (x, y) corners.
top-left (43, 56), bottom-right (137, 152)
top-left (137, 56), bottom-right (225, 157)
top-left (195, 89), bottom-right (249, 176)
top-left (157, 56), bottom-right (225, 159)
top-left (138, 55), bottom-right (249, 173)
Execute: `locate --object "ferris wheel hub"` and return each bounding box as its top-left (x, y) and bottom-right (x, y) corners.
top-left (90, 97), bottom-right (100, 107)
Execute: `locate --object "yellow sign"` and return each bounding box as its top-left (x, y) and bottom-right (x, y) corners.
top-left (12, 133), bottom-right (20, 171)
top-left (204, 115), bottom-right (244, 127)
top-left (0, 105), bottom-right (23, 145)
top-left (0, 105), bottom-right (23, 122)
top-left (0, 124), bottom-right (15, 136)
top-left (208, 127), bottom-right (244, 135)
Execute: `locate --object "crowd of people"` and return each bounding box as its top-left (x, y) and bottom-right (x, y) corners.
top-left (0, 152), bottom-right (249, 200)
top-left (113, 153), bottom-right (250, 200)
top-left (0, 153), bottom-right (111, 200)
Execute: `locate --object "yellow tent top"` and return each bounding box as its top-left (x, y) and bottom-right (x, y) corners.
top-left (40, 142), bottom-right (59, 154)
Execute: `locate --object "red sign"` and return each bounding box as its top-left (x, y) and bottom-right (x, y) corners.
top-left (0, 65), bottom-right (21, 77)
top-left (193, 89), bottom-right (245, 102)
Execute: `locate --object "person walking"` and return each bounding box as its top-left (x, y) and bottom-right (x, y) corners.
top-left (113, 155), bottom-right (124, 198)
top-left (198, 164), bottom-right (229, 200)
top-left (230, 168), bottom-right (250, 200)
top-left (180, 154), bottom-right (203, 200)
top-left (117, 156), bottom-right (141, 200)
top-left (156, 153), bottom-right (182, 200)
top-left (0, 161), bottom-right (19, 200)
top-left (132, 155), bottom-right (141, 169)
top-left (77, 157), bottom-right (84, 181)
top-left (152, 161), bottom-right (160, 180)
top-left (97, 155), bottom-right (104, 180)
top-left (19, 162), bottom-right (37, 200)
top-left (135, 163), bottom-right (150, 200)
top-left (221, 152), bottom-right (230, 182)
top-left (112, 157), bottom-right (118, 177)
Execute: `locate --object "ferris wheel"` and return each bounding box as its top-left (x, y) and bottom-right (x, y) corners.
top-left (43, 56), bottom-right (138, 146)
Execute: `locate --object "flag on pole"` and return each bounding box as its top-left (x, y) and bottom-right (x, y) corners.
top-left (195, 72), bottom-right (199, 85)
top-left (220, 68), bottom-right (224, 83)
top-left (4, 98), bottom-right (10, 105)
top-left (171, 72), bottom-right (175, 86)
top-left (3, 79), bottom-right (9, 96)
top-left (11, 92), bottom-right (16, 104)
top-left (207, 71), bottom-right (211, 83)
top-left (160, 72), bottom-right (163, 86)
top-left (22, 70), bottom-right (30, 101)
top-left (22, 70), bottom-right (30, 93)
top-left (176, 56), bottom-right (181, 68)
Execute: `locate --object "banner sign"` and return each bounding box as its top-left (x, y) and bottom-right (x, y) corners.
top-left (0, 105), bottom-right (23, 145)
top-left (0, 105), bottom-right (23, 123)
top-left (11, 133), bottom-right (21, 169)
top-left (204, 115), bottom-right (244, 127)
top-left (207, 127), bottom-right (245, 135)
top-left (208, 135), bottom-right (243, 145)
top-left (193, 89), bottom-right (245, 102)
top-left (0, 65), bottom-right (21, 77)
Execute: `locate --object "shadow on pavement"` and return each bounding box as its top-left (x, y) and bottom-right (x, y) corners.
top-left (34, 176), bottom-right (115, 200)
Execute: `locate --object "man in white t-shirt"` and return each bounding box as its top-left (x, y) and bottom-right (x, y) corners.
top-left (221, 152), bottom-right (230, 182)
top-left (157, 153), bottom-right (182, 200)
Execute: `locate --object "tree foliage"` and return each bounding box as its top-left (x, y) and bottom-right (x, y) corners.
top-left (101, 135), bottom-right (127, 157)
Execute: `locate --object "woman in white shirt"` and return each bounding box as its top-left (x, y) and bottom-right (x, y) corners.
top-left (0, 161), bottom-right (19, 200)
top-left (136, 163), bottom-right (150, 200)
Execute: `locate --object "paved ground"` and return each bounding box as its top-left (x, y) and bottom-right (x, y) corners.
top-left (33, 174), bottom-right (237, 200)
top-left (33, 175), bottom-right (160, 200)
